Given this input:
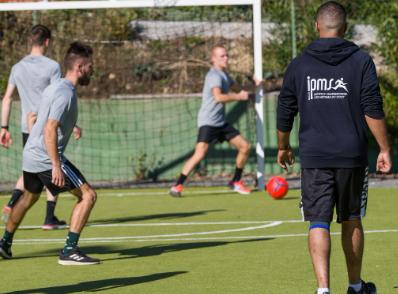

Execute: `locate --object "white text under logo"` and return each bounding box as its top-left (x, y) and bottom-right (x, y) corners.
top-left (307, 76), bottom-right (349, 100)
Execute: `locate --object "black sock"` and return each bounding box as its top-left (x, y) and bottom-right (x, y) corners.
top-left (176, 174), bottom-right (187, 185)
top-left (7, 189), bottom-right (24, 208)
top-left (63, 231), bottom-right (80, 254)
top-left (45, 201), bottom-right (56, 223)
top-left (232, 167), bottom-right (243, 182)
top-left (2, 230), bottom-right (14, 249)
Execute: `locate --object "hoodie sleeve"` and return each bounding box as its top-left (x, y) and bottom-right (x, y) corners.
top-left (277, 62), bottom-right (298, 132)
top-left (360, 56), bottom-right (384, 119)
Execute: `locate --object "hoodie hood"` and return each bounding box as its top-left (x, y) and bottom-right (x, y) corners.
top-left (305, 38), bottom-right (359, 66)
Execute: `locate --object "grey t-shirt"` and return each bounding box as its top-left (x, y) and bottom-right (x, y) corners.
top-left (23, 79), bottom-right (78, 173)
top-left (197, 67), bottom-right (234, 128)
top-left (8, 55), bottom-right (61, 133)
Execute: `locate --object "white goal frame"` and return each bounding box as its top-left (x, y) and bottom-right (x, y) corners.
top-left (0, 0), bottom-right (265, 189)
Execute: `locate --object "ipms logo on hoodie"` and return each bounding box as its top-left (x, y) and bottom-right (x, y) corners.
top-left (307, 76), bottom-right (349, 100)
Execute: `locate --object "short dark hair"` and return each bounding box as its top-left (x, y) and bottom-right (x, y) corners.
top-left (316, 1), bottom-right (347, 30)
top-left (30, 24), bottom-right (51, 46)
top-left (64, 41), bottom-right (93, 70)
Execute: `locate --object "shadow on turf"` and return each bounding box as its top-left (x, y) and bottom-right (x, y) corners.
top-left (93, 238), bottom-right (273, 261)
top-left (88, 209), bottom-right (225, 224)
top-left (13, 238), bottom-right (272, 261)
top-left (4, 271), bottom-right (187, 294)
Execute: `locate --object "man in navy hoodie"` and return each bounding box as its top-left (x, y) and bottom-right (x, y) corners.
top-left (277, 2), bottom-right (391, 294)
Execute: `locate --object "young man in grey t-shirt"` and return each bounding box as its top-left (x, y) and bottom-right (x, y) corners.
top-left (170, 45), bottom-right (261, 197)
top-left (0, 25), bottom-right (77, 229)
top-left (0, 42), bottom-right (99, 265)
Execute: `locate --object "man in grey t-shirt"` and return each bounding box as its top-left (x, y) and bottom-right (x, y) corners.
top-left (170, 45), bottom-right (262, 197)
top-left (0, 42), bottom-right (99, 265)
top-left (0, 25), bottom-right (71, 229)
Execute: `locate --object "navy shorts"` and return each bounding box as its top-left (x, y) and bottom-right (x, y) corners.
top-left (197, 123), bottom-right (240, 144)
top-left (301, 167), bottom-right (368, 223)
top-left (24, 160), bottom-right (87, 195)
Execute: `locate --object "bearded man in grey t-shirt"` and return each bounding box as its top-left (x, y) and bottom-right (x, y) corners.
top-left (170, 45), bottom-right (262, 197)
top-left (0, 25), bottom-right (81, 229)
top-left (0, 42), bottom-right (99, 265)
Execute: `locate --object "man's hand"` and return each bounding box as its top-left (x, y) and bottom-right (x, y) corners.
top-left (73, 126), bottom-right (82, 140)
top-left (237, 90), bottom-right (249, 101)
top-left (376, 150), bottom-right (392, 173)
top-left (0, 128), bottom-right (12, 148)
top-left (365, 116), bottom-right (391, 173)
top-left (52, 165), bottom-right (65, 187)
top-left (277, 148), bottom-right (295, 171)
top-left (252, 75), bottom-right (264, 87)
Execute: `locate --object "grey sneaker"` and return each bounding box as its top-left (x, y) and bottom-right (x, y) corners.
top-left (1, 205), bottom-right (11, 223)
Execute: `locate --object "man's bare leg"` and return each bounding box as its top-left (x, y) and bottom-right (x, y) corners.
top-left (342, 220), bottom-right (365, 292)
top-left (228, 135), bottom-right (251, 194)
top-left (309, 228), bottom-right (331, 290)
top-left (58, 183), bottom-right (99, 265)
top-left (0, 191), bottom-right (40, 258)
top-left (170, 142), bottom-right (209, 197)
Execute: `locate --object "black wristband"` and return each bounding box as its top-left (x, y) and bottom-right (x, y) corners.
top-left (1, 126), bottom-right (8, 130)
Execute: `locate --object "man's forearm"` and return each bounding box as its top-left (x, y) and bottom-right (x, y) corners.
top-left (214, 92), bottom-right (241, 103)
top-left (27, 112), bottom-right (38, 133)
top-left (278, 130), bottom-right (291, 150)
top-left (365, 116), bottom-right (390, 152)
top-left (44, 125), bottom-right (61, 167)
top-left (1, 96), bottom-right (12, 126)
top-left (1, 85), bottom-right (15, 126)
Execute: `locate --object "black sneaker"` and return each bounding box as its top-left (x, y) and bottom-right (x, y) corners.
top-left (0, 239), bottom-right (12, 259)
top-left (347, 280), bottom-right (377, 294)
top-left (314, 291), bottom-right (330, 294)
top-left (42, 216), bottom-right (68, 230)
top-left (58, 247), bottom-right (100, 265)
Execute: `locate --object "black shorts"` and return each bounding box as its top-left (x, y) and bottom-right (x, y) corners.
top-left (22, 133), bottom-right (29, 147)
top-left (23, 160), bottom-right (87, 195)
top-left (301, 167), bottom-right (368, 223)
top-left (197, 123), bottom-right (240, 144)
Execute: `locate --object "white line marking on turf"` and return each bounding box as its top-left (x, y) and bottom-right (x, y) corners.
top-left (59, 189), bottom-right (234, 197)
top-left (6, 219), bottom-right (303, 230)
top-left (11, 228), bottom-right (398, 245)
top-left (13, 221), bottom-right (282, 244)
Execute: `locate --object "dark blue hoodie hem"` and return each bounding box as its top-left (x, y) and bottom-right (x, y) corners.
top-left (300, 156), bottom-right (368, 169)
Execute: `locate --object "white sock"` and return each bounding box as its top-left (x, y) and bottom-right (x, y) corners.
top-left (349, 281), bottom-right (363, 292)
top-left (317, 288), bottom-right (330, 294)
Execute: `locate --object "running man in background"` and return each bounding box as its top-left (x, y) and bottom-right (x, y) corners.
top-left (0, 41), bottom-right (99, 265)
top-left (169, 45), bottom-right (261, 197)
top-left (0, 24), bottom-right (81, 229)
top-left (277, 2), bottom-right (391, 294)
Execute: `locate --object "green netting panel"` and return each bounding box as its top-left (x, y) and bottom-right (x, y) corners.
top-left (0, 7), bottom-right (297, 189)
top-left (0, 96), bottom-right (257, 186)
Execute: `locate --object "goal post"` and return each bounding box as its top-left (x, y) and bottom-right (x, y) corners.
top-left (0, 0), bottom-right (265, 189)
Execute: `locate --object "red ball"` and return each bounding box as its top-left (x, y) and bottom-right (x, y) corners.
top-left (266, 176), bottom-right (289, 199)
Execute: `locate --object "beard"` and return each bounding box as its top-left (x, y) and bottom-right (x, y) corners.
top-left (78, 74), bottom-right (91, 86)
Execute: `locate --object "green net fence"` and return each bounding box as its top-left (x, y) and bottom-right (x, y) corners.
top-left (1, 7), bottom-right (293, 190)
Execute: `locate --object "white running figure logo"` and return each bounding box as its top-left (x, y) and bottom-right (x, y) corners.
top-left (332, 78), bottom-right (348, 92)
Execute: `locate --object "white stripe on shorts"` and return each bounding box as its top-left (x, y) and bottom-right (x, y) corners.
top-left (61, 162), bottom-right (83, 188)
top-left (360, 167), bottom-right (369, 219)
